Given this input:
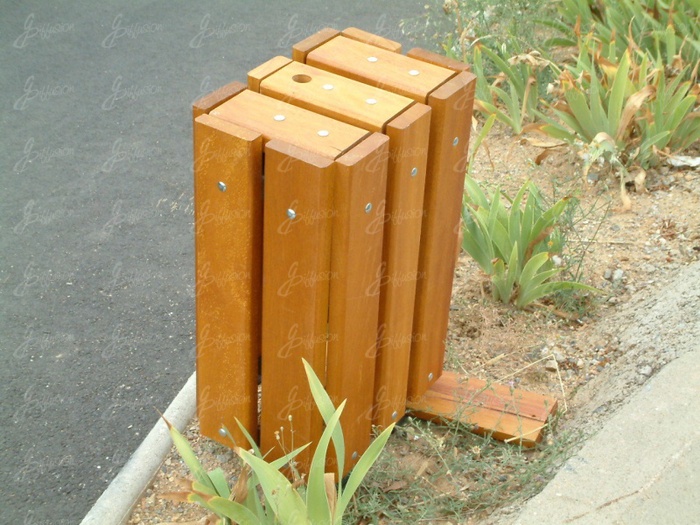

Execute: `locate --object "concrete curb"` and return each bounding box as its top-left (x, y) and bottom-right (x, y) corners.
top-left (80, 372), bottom-right (197, 525)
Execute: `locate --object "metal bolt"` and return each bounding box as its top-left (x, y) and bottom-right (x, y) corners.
top-left (409, 69), bottom-right (420, 76)
top-left (367, 56), bottom-right (378, 63)
top-left (322, 84), bottom-right (334, 90)
top-left (411, 167), bottom-right (418, 177)
top-left (286, 209), bottom-right (296, 220)
top-left (352, 451), bottom-right (359, 460)
top-left (428, 372), bottom-right (434, 381)
top-left (366, 98), bottom-right (377, 105)
top-left (317, 130), bottom-right (329, 137)
top-left (452, 136), bottom-right (459, 146)
top-left (364, 203), bottom-right (372, 213)
top-left (218, 181), bottom-right (227, 192)
top-left (392, 411), bottom-right (399, 420)
top-left (274, 114), bottom-right (286, 122)
top-left (218, 428), bottom-right (227, 437)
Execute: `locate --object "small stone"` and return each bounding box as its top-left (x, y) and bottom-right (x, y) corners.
top-left (545, 360), bottom-right (558, 372)
top-left (604, 269), bottom-right (613, 281)
top-left (639, 365), bottom-right (653, 377)
top-left (554, 352), bottom-right (566, 363)
top-left (608, 296), bottom-right (620, 304)
top-left (612, 269), bottom-right (625, 282)
top-left (576, 358), bottom-right (584, 369)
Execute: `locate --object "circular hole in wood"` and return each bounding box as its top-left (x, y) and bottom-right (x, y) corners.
top-left (292, 74), bottom-right (312, 83)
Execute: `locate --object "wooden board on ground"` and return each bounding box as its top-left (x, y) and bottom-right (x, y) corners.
top-left (406, 371), bottom-right (559, 447)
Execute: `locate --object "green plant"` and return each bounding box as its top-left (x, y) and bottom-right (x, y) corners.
top-left (344, 416), bottom-right (583, 523)
top-left (472, 42), bottom-right (549, 135)
top-left (164, 359), bottom-right (394, 525)
top-left (461, 177), bottom-right (598, 308)
top-left (546, 0), bottom-right (700, 73)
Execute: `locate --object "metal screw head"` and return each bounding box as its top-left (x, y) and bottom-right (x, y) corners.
top-left (218, 428), bottom-right (227, 437)
top-left (366, 98), bottom-right (377, 105)
top-left (364, 203), bottom-right (372, 213)
top-left (286, 209), bottom-right (296, 220)
top-left (392, 411), bottom-right (399, 420)
top-left (367, 56), bottom-right (378, 63)
top-left (452, 136), bottom-right (459, 146)
top-left (322, 83), bottom-right (334, 90)
top-left (218, 181), bottom-right (227, 192)
top-left (411, 167), bottom-right (418, 177)
top-left (317, 129), bottom-right (329, 137)
top-left (274, 114), bottom-right (286, 121)
top-left (428, 372), bottom-right (434, 381)
top-left (352, 451), bottom-right (359, 460)
top-left (409, 69), bottom-right (420, 76)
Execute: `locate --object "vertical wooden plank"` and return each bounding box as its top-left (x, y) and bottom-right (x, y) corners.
top-left (407, 71), bottom-right (476, 399)
top-left (193, 113), bottom-right (262, 446)
top-left (327, 133), bottom-right (389, 474)
top-left (247, 56), bottom-right (292, 93)
top-left (291, 28), bottom-right (340, 62)
top-left (192, 81), bottom-right (247, 119)
top-left (260, 140), bottom-right (334, 472)
top-left (341, 27), bottom-right (402, 52)
top-left (372, 104), bottom-right (432, 429)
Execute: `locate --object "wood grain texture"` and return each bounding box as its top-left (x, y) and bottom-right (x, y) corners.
top-left (372, 103), bottom-right (432, 429)
top-left (406, 48), bottom-right (472, 73)
top-left (259, 140), bottom-right (335, 472)
top-left (406, 371), bottom-right (558, 447)
top-left (192, 81), bottom-right (247, 119)
top-left (341, 27), bottom-right (402, 52)
top-left (326, 133), bottom-right (389, 475)
top-left (247, 56), bottom-right (292, 92)
top-left (193, 113), bottom-right (263, 447)
top-left (211, 90), bottom-right (369, 158)
top-left (291, 27), bottom-right (340, 62)
top-left (407, 71), bottom-right (476, 399)
top-left (259, 60), bottom-right (413, 133)
top-left (306, 36), bottom-right (455, 103)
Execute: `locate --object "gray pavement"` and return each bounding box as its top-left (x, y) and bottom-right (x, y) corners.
top-left (501, 336), bottom-right (700, 524)
top-left (0, 2), bottom-right (426, 524)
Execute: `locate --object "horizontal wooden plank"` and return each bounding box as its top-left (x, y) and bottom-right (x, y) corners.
top-left (407, 371), bottom-right (559, 446)
top-left (306, 35), bottom-right (455, 103)
top-left (259, 60), bottom-right (414, 133)
top-left (211, 90), bottom-right (369, 159)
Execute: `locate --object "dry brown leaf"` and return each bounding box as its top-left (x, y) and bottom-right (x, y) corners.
top-left (535, 149), bottom-right (557, 165)
top-left (384, 480), bottom-right (408, 492)
top-left (231, 465), bottom-right (250, 503)
top-left (619, 186), bottom-right (633, 212)
top-left (324, 472), bottom-right (337, 517)
top-left (415, 459), bottom-right (431, 479)
top-left (159, 491), bottom-right (192, 504)
top-left (633, 168), bottom-right (647, 193)
top-left (616, 85), bottom-right (656, 141)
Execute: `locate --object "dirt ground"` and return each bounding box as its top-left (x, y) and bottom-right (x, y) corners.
top-left (127, 124), bottom-right (700, 524)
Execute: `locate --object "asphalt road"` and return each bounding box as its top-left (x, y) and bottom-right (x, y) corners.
top-left (0, 2), bottom-right (427, 523)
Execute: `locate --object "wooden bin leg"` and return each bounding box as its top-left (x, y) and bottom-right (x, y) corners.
top-left (372, 104), bottom-right (432, 429)
top-left (326, 133), bottom-right (389, 474)
top-left (408, 71), bottom-right (475, 399)
top-left (193, 113), bottom-right (262, 446)
top-left (260, 140), bottom-right (335, 472)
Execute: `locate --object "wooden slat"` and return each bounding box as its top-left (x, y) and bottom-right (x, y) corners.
top-left (247, 56), bottom-right (292, 92)
top-left (211, 90), bottom-right (369, 158)
top-left (342, 27), bottom-right (402, 52)
top-left (306, 35), bottom-right (455, 103)
top-left (372, 103), bottom-right (432, 429)
top-left (406, 48), bottom-right (472, 73)
top-left (407, 371), bottom-right (558, 447)
top-left (258, 60), bottom-right (414, 133)
top-left (326, 133), bottom-right (389, 475)
top-left (407, 71), bottom-right (476, 399)
top-left (193, 113), bottom-right (262, 447)
top-left (260, 140), bottom-right (335, 472)
top-left (192, 81), bottom-right (246, 119)
top-left (291, 27), bottom-right (340, 62)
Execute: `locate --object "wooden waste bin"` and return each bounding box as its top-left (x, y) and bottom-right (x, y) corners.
top-left (193, 28), bottom-right (559, 479)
